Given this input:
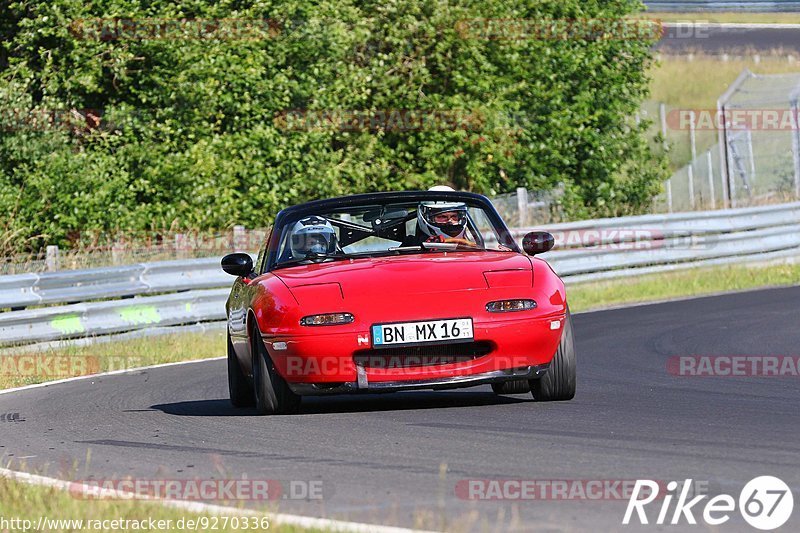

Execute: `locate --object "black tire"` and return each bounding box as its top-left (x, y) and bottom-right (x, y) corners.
top-left (252, 329), bottom-right (301, 415)
top-left (491, 380), bottom-right (531, 395)
top-left (228, 333), bottom-right (255, 408)
top-left (530, 307), bottom-right (576, 401)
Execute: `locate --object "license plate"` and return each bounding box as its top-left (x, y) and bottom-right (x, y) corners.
top-left (371, 318), bottom-right (473, 347)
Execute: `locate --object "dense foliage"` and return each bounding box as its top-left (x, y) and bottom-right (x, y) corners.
top-left (0, 0), bottom-right (666, 250)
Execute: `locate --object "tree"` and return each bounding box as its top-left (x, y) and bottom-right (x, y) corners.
top-left (0, 0), bottom-right (666, 251)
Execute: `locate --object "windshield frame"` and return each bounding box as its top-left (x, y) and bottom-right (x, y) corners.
top-left (264, 191), bottom-right (521, 273)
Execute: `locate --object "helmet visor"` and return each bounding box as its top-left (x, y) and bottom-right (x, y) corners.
top-left (422, 205), bottom-right (468, 237)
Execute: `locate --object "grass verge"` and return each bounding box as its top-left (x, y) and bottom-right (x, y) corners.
top-left (2, 262), bottom-right (799, 392)
top-left (0, 475), bottom-right (316, 533)
top-left (649, 55), bottom-right (799, 110)
top-left (568, 261), bottom-right (800, 312)
top-left (1, 263), bottom-right (798, 531)
top-left (640, 12), bottom-right (800, 25)
top-left (645, 54), bottom-right (799, 170)
top-left (0, 330), bottom-right (225, 390)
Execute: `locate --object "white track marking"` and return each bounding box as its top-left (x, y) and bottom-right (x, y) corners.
top-left (0, 358), bottom-right (437, 532)
top-left (0, 468), bottom-right (433, 533)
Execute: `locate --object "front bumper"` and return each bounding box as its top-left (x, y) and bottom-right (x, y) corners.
top-left (287, 363), bottom-right (549, 395)
top-left (265, 313), bottom-right (564, 385)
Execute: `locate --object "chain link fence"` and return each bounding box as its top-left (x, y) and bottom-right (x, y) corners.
top-left (654, 148), bottom-right (726, 212)
top-left (653, 71), bottom-right (800, 213)
top-left (722, 71), bottom-right (800, 207)
top-left (0, 227), bottom-right (270, 276)
top-left (490, 186), bottom-right (565, 228)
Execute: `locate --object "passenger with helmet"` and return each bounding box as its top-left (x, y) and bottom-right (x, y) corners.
top-left (287, 216), bottom-right (338, 260)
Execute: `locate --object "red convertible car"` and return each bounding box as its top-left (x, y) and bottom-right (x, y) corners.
top-left (222, 190), bottom-right (575, 414)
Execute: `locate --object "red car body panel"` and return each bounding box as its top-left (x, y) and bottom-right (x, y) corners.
top-left (238, 252), bottom-right (565, 387)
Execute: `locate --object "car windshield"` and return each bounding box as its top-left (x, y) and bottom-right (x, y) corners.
top-left (272, 198), bottom-right (515, 268)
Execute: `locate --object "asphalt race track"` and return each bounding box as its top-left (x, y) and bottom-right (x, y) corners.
top-left (658, 24), bottom-right (800, 53)
top-left (2, 287), bottom-right (799, 532)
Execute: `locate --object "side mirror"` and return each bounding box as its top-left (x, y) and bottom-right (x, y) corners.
top-left (222, 253), bottom-right (254, 277)
top-left (522, 231), bottom-right (555, 255)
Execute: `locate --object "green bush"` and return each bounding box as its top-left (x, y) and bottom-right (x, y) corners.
top-left (0, 0), bottom-right (666, 252)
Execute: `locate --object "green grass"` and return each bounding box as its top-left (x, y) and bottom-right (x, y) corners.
top-left (568, 261), bottom-right (800, 312)
top-left (0, 475), bottom-right (317, 533)
top-left (645, 55), bottom-right (800, 171)
top-left (649, 55), bottom-right (799, 110)
top-left (641, 12), bottom-right (800, 24)
top-left (3, 262), bottom-right (800, 392)
top-left (0, 330), bottom-right (225, 390)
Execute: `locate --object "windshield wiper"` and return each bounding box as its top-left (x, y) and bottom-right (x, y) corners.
top-left (389, 242), bottom-right (487, 253)
top-left (274, 251), bottom-right (351, 269)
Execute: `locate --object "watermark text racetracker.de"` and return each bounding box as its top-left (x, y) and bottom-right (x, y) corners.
top-left (69, 18), bottom-right (280, 41)
top-left (667, 356), bottom-right (800, 377)
top-left (544, 228), bottom-right (712, 251)
top-left (66, 17), bottom-right (661, 42)
top-left (455, 479), bottom-right (707, 501)
top-left (667, 108), bottom-right (800, 131)
top-left (69, 478), bottom-right (324, 502)
top-left (0, 355), bottom-right (140, 379)
top-left (453, 18), bottom-right (662, 41)
top-left (283, 355), bottom-right (562, 376)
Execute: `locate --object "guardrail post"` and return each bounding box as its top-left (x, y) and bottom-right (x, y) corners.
top-left (45, 245), bottom-right (60, 272)
top-left (716, 70), bottom-right (752, 209)
top-left (746, 129), bottom-right (756, 186)
top-left (175, 233), bottom-right (187, 259)
top-left (660, 103), bottom-right (673, 213)
top-left (791, 99), bottom-right (800, 199)
top-left (727, 131), bottom-right (738, 208)
top-left (233, 225), bottom-right (247, 251)
top-left (718, 102), bottom-right (731, 208)
top-left (111, 240), bottom-right (125, 265)
top-left (516, 188), bottom-right (529, 228)
top-left (707, 151), bottom-right (715, 209)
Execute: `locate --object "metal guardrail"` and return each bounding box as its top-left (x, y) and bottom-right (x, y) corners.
top-left (2, 202), bottom-right (800, 346)
top-left (516, 202), bottom-right (800, 277)
top-left (0, 289), bottom-right (229, 346)
top-left (0, 256), bottom-right (247, 309)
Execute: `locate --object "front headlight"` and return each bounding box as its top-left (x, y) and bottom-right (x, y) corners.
top-left (486, 299), bottom-right (537, 313)
top-left (300, 313), bottom-right (355, 326)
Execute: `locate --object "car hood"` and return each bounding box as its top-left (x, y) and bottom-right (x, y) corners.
top-left (273, 252), bottom-right (533, 303)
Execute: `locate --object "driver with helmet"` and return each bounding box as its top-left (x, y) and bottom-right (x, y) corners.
top-left (397, 196), bottom-right (476, 248)
top-left (288, 216), bottom-right (338, 259)
top-left (416, 201), bottom-right (474, 245)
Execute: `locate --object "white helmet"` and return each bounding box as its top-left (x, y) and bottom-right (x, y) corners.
top-left (289, 216), bottom-right (337, 258)
top-left (417, 201), bottom-right (469, 239)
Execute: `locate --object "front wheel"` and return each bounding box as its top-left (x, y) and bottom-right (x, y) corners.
top-left (252, 330), bottom-right (301, 415)
top-left (228, 332), bottom-right (255, 408)
top-left (530, 307), bottom-right (576, 401)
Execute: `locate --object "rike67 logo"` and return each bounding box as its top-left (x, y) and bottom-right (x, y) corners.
top-left (624, 476), bottom-right (794, 530)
